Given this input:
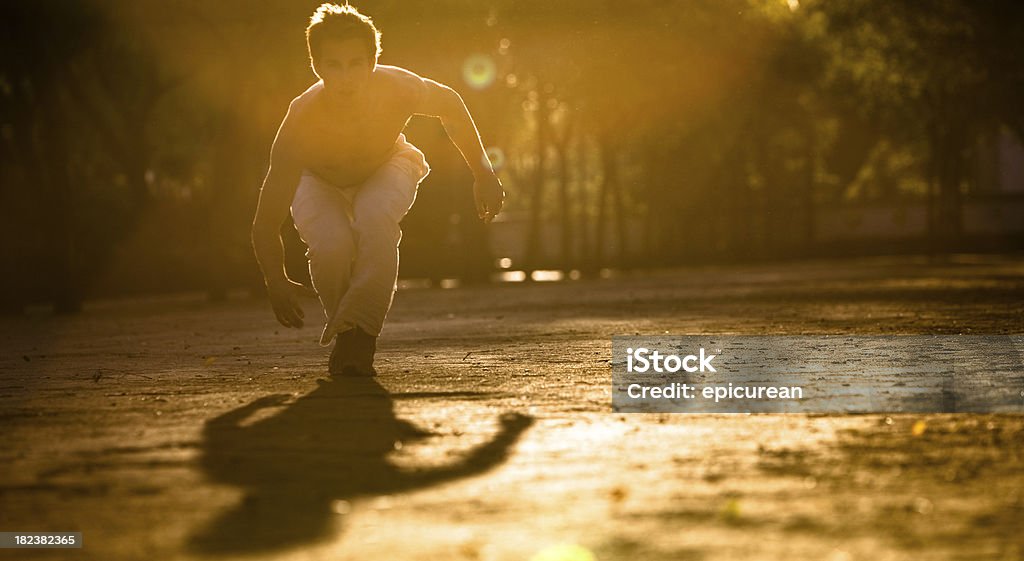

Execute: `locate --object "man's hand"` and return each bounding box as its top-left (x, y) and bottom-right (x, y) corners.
top-left (266, 278), bottom-right (312, 328)
top-left (473, 172), bottom-right (505, 223)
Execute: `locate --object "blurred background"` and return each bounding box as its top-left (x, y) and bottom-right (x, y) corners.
top-left (2, 0), bottom-right (1022, 313)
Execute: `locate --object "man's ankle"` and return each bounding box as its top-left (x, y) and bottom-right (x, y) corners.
top-left (328, 329), bottom-right (357, 375)
top-left (331, 326), bottom-right (377, 376)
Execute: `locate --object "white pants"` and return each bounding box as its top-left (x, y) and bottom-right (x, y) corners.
top-left (290, 133), bottom-right (430, 346)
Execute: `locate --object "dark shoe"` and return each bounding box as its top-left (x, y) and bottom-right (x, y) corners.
top-left (347, 327), bottom-right (378, 376)
top-left (331, 327), bottom-right (377, 377)
top-left (328, 329), bottom-right (356, 376)
top-left (340, 363), bottom-right (377, 377)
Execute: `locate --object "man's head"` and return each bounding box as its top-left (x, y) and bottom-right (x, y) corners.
top-left (306, 3), bottom-right (382, 98)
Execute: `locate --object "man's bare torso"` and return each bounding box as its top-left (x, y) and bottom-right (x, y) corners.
top-left (289, 66), bottom-right (420, 189)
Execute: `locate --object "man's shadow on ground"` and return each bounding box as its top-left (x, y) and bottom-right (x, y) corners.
top-left (187, 376), bottom-right (533, 556)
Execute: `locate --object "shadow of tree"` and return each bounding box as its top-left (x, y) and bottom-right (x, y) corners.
top-left (187, 376), bottom-right (533, 555)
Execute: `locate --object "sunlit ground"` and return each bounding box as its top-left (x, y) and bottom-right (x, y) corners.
top-left (1, 254), bottom-right (1022, 560)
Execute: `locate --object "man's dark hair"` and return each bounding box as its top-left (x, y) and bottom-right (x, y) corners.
top-left (306, 3), bottom-right (382, 66)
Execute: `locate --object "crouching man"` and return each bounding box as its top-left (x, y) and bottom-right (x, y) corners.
top-left (251, 3), bottom-right (504, 376)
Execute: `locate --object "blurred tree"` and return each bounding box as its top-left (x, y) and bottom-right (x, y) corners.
top-left (814, 0), bottom-right (1024, 249)
top-left (3, 0), bottom-right (1021, 309)
top-left (0, 2), bottom-right (104, 312)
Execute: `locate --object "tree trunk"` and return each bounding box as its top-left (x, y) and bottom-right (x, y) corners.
top-left (39, 84), bottom-right (82, 313)
top-left (524, 92), bottom-right (548, 272)
top-left (593, 137), bottom-right (613, 270)
top-left (550, 113), bottom-right (575, 269)
top-left (575, 133), bottom-right (591, 272)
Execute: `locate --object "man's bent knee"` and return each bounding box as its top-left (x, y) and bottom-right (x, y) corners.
top-left (306, 235), bottom-right (355, 266)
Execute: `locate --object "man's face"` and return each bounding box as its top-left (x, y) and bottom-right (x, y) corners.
top-left (315, 37), bottom-right (374, 100)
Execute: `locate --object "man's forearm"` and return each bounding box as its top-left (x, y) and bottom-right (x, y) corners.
top-left (251, 161), bottom-right (300, 288)
top-left (252, 224), bottom-right (289, 286)
top-left (440, 93), bottom-right (494, 178)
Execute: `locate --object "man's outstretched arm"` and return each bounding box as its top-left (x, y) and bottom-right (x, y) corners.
top-left (412, 74), bottom-right (505, 222)
top-left (251, 102), bottom-right (308, 328)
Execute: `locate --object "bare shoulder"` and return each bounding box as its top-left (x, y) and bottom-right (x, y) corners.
top-left (287, 81), bottom-right (325, 117)
top-left (375, 64), bottom-right (424, 86)
top-left (270, 82), bottom-right (322, 157)
top-left (375, 65), bottom-right (429, 100)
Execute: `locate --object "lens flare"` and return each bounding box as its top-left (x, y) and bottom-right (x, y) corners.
top-left (462, 54), bottom-right (497, 90)
top-left (484, 146), bottom-right (506, 171)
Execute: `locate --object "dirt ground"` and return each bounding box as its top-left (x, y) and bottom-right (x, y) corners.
top-left (1, 254), bottom-right (1022, 561)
